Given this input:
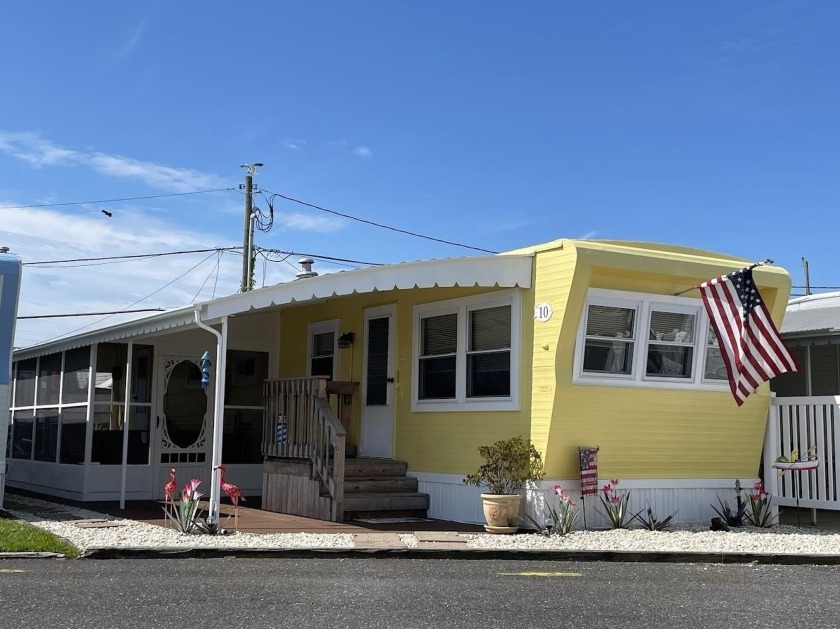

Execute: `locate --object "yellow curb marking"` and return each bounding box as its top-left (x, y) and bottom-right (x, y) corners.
top-left (0, 569), bottom-right (25, 573)
top-left (499, 571), bottom-right (581, 577)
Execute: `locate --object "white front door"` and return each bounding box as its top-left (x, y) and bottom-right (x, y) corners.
top-left (360, 305), bottom-right (395, 458)
top-left (153, 355), bottom-right (212, 498)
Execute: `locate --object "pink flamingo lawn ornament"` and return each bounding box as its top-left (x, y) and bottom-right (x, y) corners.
top-left (163, 468), bottom-right (177, 525)
top-left (215, 464), bottom-right (245, 531)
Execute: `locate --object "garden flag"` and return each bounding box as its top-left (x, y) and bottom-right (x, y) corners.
top-left (698, 266), bottom-right (797, 406)
top-left (578, 446), bottom-right (599, 496)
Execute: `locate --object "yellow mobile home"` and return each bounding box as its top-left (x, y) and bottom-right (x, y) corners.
top-left (7, 238), bottom-right (791, 525)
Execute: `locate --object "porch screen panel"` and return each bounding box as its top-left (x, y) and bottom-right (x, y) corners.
top-left (419, 312), bottom-right (457, 399)
top-left (14, 358), bottom-right (36, 407)
top-left (811, 345), bottom-right (839, 395)
top-left (62, 347), bottom-right (91, 404)
top-left (38, 353), bottom-right (62, 406)
top-left (366, 317), bottom-right (389, 406)
top-left (467, 305), bottom-right (511, 397)
top-left (223, 350), bottom-right (268, 464)
top-left (770, 346), bottom-right (808, 397)
top-left (11, 411), bottom-right (33, 459)
top-left (34, 409), bottom-right (58, 462)
top-left (91, 405), bottom-right (123, 465)
top-left (60, 407), bottom-right (87, 464)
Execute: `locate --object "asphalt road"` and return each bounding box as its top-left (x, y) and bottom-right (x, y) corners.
top-left (1, 558), bottom-right (838, 628)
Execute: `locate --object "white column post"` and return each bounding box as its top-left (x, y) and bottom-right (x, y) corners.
top-left (193, 309), bottom-right (228, 523)
top-left (119, 341), bottom-right (134, 509)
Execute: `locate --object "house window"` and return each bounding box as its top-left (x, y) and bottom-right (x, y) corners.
top-left (575, 288), bottom-right (729, 391)
top-left (308, 320), bottom-right (338, 380)
top-left (703, 325), bottom-right (728, 382)
top-left (413, 290), bottom-right (520, 411)
top-left (582, 304), bottom-right (637, 375)
top-left (467, 305), bottom-right (511, 397)
top-left (419, 313), bottom-right (457, 399)
top-left (646, 309), bottom-right (695, 379)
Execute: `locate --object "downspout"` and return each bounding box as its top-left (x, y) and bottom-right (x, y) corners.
top-left (119, 341), bottom-right (134, 509)
top-left (193, 307), bottom-right (229, 524)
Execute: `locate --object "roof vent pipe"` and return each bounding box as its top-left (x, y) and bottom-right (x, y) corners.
top-left (296, 257), bottom-right (318, 280)
top-left (0, 246), bottom-right (9, 253)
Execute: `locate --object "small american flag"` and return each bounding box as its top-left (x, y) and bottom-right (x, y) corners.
top-left (698, 266), bottom-right (797, 406)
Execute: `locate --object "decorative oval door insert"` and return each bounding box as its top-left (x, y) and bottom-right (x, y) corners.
top-left (163, 360), bottom-right (207, 448)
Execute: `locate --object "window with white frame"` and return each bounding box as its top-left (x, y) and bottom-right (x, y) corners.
top-left (308, 320), bottom-right (338, 380)
top-left (576, 288), bottom-right (728, 389)
top-left (413, 291), bottom-right (519, 411)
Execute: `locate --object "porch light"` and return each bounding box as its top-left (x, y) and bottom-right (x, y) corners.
top-left (338, 332), bottom-right (355, 349)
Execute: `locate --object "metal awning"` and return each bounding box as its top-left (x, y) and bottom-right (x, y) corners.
top-left (14, 253), bottom-right (534, 360)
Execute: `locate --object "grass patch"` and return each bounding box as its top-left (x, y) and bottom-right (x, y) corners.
top-left (0, 515), bottom-right (80, 557)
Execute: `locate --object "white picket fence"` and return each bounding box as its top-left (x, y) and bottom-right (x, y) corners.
top-left (764, 395), bottom-right (840, 510)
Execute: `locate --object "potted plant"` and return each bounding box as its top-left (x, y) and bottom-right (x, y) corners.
top-left (463, 436), bottom-right (544, 533)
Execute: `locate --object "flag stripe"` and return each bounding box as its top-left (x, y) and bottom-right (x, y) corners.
top-left (698, 267), bottom-right (797, 406)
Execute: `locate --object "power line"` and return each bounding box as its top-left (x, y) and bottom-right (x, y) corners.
top-left (28, 251), bottom-right (219, 347)
top-left (261, 189), bottom-right (498, 254)
top-left (258, 247), bottom-right (382, 267)
top-left (19, 308), bottom-right (166, 320)
top-left (0, 188), bottom-right (236, 211)
top-left (23, 247), bottom-right (241, 266)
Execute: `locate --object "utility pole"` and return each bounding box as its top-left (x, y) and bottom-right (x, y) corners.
top-left (239, 163), bottom-right (263, 292)
top-left (802, 257), bottom-right (812, 296)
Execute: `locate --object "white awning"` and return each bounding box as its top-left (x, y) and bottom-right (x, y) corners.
top-left (202, 254), bottom-right (533, 321)
top-left (14, 253), bottom-right (533, 360)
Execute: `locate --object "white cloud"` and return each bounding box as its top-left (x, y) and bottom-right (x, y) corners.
top-left (1, 205), bottom-right (298, 348)
top-left (0, 131), bottom-right (227, 192)
top-left (282, 139), bottom-right (306, 151)
top-left (353, 146), bottom-right (373, 158)
top-left (579, 230), bottom-right (599, 239)
top-left (279, 212), bottom-right (344, 233)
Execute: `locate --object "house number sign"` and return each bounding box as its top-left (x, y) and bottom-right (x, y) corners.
top-left (534, 303), bottom-right (553, 322)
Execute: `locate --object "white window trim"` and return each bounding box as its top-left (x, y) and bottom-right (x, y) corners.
top-left (411, 290), bottom-right (520, 412)
top-left (307, 319), bottom-right (339, 380)
top-left (573, 288), bottom-right (729, 391)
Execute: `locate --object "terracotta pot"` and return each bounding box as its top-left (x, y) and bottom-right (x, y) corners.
top-left (480, 493), bottom-right (522, 534)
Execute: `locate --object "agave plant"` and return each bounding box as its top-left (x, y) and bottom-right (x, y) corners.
top-left (711, 496), bottom-right (748, 528)
top-left (599, 480), bottom-right (638, 529)
top-left (745, 481), bottom-right (775, 528)
top-left (521, 484), bottom-right (579, 536)
top-left (162, 479), bottom-right (206, 534)
top-left (633, 507), bottom-right (677, 531)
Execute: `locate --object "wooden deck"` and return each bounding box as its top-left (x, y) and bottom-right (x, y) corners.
top-left (71, 498), bottom-right (485, 534)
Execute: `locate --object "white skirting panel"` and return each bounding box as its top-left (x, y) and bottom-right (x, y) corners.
top-left (6, 461), bottom-right (87, 501)
top-left (408, 472), bottom-right (758, 527)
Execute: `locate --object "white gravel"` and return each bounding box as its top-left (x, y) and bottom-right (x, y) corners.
top-left (6, 495), bottom-right (840, 556)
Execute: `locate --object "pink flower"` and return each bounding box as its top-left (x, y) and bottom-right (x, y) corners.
top-left (754, 481), bottom-right (763, 491)
top-left (602, 484), bottom-right (611, 494)
top-left (610, 495), bottom-right (620, 504)
top-left (569, 500), bottom-right (577, 508)
top-left (610, 479), bottom-right (620, 486)
top-left (553, 484), bottom-right (564, 497)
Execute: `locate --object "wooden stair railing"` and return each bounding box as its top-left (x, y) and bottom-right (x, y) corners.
top-left (263, 377), bottom-right (348, 521)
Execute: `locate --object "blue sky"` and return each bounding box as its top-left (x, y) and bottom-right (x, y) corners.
top-left (1, 2), bottom-right (838, 347)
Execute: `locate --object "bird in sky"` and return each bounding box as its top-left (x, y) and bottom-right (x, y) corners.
top-left (101, 209), bottom-right (112, 217)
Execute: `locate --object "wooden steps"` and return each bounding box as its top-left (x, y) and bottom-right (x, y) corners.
top-left (338, 457), bottom-right (429, 520)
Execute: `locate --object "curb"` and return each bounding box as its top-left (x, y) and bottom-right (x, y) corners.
top-left (72, 546), bottom-right (840, 565)
top-left (0, 552), bottom-right (68, 559)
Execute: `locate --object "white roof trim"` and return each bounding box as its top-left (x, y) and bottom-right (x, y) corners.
top-left (14, 308), bottom-right (197, 361)
top-left (201, 254), bottom-right (533, 321)
top-left (14, 253), bottom-right (533, 360)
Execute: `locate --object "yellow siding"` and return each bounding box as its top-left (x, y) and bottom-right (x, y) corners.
top-left (276, 238), bottom-right (792, 483)
top-left (527, 239), bottom-right (792, 481)
top-left (277, 285), bottom-right (528, 473)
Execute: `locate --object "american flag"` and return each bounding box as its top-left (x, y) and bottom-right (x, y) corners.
top-left (698, 267), bottom-right (797, 406)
